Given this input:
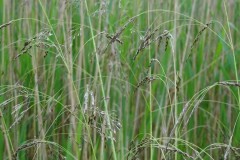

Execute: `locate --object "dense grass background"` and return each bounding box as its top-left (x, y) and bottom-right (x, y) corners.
top-left (0, 0), bottom-right (240, 159)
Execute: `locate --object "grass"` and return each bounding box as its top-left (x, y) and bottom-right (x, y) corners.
top-left (0, 0), bottom-right (240, 159)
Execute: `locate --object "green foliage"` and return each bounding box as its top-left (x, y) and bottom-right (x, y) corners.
top-left (0, 0), bottom-right (240, 159)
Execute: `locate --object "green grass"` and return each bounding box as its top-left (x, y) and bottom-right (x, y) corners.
top-left (0, 0), bottom-right (240, 159)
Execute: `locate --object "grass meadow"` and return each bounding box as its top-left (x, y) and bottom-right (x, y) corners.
top-left (0, 0), bottom-right (240, 159)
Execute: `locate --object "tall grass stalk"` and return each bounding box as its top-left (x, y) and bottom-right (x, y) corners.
top-left (223, 1), bottom-right (240, 159)
top-left (147, 1), bottom-right (153, 160)
top-left (84, 0), bottom-right (117, 160)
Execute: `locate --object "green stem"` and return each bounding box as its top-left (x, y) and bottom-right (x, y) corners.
top-left (84, 0), bottom-right (117, 160)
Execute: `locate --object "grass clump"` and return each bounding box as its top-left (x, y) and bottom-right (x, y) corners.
top-left (0, 0), bottom-right (240, 159)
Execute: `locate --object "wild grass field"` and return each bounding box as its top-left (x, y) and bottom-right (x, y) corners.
top-left (0, 0), bottom-right (240, 159)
